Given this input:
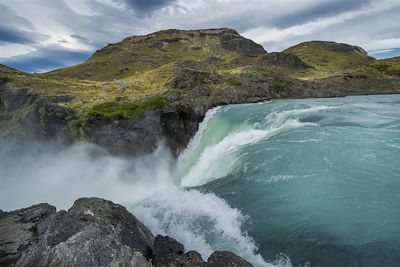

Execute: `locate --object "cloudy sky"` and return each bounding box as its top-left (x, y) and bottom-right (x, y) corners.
top-left (1, 0), bottom-right (400, 73)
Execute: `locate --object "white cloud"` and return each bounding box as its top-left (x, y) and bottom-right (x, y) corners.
top-left (366, 38), bottom-right (400, 51)
top-left (0, 44), bottom-right (35, 59)
top-left (243, 0), bottom-right (400, 51)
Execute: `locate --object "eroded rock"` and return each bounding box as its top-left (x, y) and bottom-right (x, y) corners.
top-left (0, 198), bottom-right (254, 267)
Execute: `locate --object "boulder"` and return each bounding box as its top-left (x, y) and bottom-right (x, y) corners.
top-left (0, 203), bottom-right (56, 266)
top-left (0, 198), bottom-right (254, 267)
top-left (207, 251), bottom-right (253, 267)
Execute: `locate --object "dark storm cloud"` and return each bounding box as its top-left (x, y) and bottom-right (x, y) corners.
top-left (121, 0), bottom-right (175, 14)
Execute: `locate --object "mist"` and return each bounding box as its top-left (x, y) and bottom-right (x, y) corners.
top-left (0, 141), bottom-right (175, 211)
top-left (0, 136), bottom-right (270, 266)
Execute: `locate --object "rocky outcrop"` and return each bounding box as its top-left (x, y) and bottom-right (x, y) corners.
top-left (0, 197), bottom-right (254, 267)
top-left (219, 30), bottom-right (266, 56)
top-left (0, 87), bottom-right (73, 152)
top-left (0, 203), bottom-right (56, 265)
top-left (260, 52), bottom-right (312, 70)
top-left (83, 110), bottom-right (165, 156)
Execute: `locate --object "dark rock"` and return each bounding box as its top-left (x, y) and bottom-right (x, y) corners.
top-left (220, 32), bottom-right (266, 56)
top-left (0, 203), bottom-right (56, 266)
top-left (1, 198), bottom-right (254, 267)
top-left (153, 235), bottom-right (185, 266)
top-left (0, 88), bottom-right (37, 112)
top-left (176, 251), bottom-right (205, 266)
top-left (161, 108), bottom-right (204, 153)
top-left (261, 52), bottom-right (311, 70)
top-left (207, 251), bottom-right (253, 267)
top-left (0, 87), bottom-right (74, 149)
top-left (171, 68), bottom-right (212, 97)
top-left (83, 110), bottom-right (164, 156)
top-left (11, 197), bottom-right (154, 267)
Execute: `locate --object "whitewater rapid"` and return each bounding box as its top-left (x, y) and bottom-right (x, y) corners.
top-left (125, 103), bottom-right (334, 267)
top-left (2, 94), bottom-right (400, 266)
top-left (1, 100), bottom-right (316, 266)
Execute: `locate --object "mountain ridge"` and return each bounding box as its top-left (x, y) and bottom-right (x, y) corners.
top-left (1, 28), bottom-right (400, 155)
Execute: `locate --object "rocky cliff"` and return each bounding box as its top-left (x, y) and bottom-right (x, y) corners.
top-left (0, 197), bottom-right (253, 267)
top-left (1, 29), bottom-right (400, 155)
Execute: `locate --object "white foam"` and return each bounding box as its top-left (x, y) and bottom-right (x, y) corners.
top-left (131, 187), bottom-right (271, 266)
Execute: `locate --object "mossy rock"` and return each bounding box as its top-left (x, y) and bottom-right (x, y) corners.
top-left (88, 96), bottom-right (166, 120)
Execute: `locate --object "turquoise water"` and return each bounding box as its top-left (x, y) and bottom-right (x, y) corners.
top-left (177, 94), bottom-right (400, 266)
top-left (2, 94), bottom-right (400, 266)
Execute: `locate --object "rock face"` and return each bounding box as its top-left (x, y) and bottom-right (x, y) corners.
top-left (260, 52), bottom-right (312, 70)
top-left (83, 110), bottom-right (165, 156)
top-left (0, 203), bottom-right (56, 265)
top-left (0, 197), bottom-right (254, 267)
top-left (0, 87), bottom-right (73, 152)
top-left (219, 30), bottom-right (266, 56)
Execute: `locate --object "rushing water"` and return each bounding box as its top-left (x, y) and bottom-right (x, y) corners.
top-left (1, 94), bottom-right (400, 266)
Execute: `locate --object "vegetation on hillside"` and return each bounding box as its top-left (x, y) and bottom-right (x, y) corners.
top-left (1, 29), bottom-right (400, 133)
top-left (283, 41), bottom-right (373, 79)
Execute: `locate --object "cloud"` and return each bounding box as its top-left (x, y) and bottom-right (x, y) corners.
top-left (121, 0), bottom-right (175, 14)
top-left (0, 3), bottom-right (48, 45)
top-left (0, 0), bottom-right (400, 72)
top-left (1, 45), bottom-right (92, 73)
top-left (369, 48), bottom-right (400, 59)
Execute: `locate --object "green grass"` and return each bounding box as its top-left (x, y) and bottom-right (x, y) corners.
top-left (284, 41), bottom-right (372, 80)
top-left (348, 57), bottom-right (400, 79)
top-left (88, 96), bottom-right (166, 120)
top-left (228, 77), bottom-right (242, 86)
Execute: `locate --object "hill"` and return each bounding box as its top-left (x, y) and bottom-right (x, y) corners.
top-left (1, 28), bottom-right (400, 155)
top-left (283, 41), bottom-right (374, 79)
top-left (45, 28), bottom-right (265, 81)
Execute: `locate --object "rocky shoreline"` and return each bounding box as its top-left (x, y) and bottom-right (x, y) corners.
top-left (0, 197), bottom-right (253, 267)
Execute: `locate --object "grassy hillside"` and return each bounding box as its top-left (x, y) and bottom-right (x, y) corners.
top-left (45, 28), bottom-right (265, 81)
top-left (1, 29), bottom-right (400, 128)
top-left (283, 41), bottom-right (373, 79)
top-left (350, 57), bottom-right (400, 79)
top-left (1, 28), bottom-right (280, 122)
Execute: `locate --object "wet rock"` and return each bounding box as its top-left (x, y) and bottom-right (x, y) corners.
top-left (153, 235), bottom-right (185, 266)
top-left (83, 110), bottom-right (164, 156)
top-left (0, 88), bottom-right (74, 149)
top-left (207, 251), bottom-right (253, 267)
top-left (0, 198), bottom-right (254, 267)
top-left (3, 198), bottom-right (154, 267)
top-left (0, 203), bottom-right (56, 266)
top-left (176, 251), bottom-right (205, 266)
top-left (161, 107), bottom-right (204, 153)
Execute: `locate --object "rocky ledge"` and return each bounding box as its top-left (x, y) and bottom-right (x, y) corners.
top-left (0, 197), bottom-right (253, 267)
